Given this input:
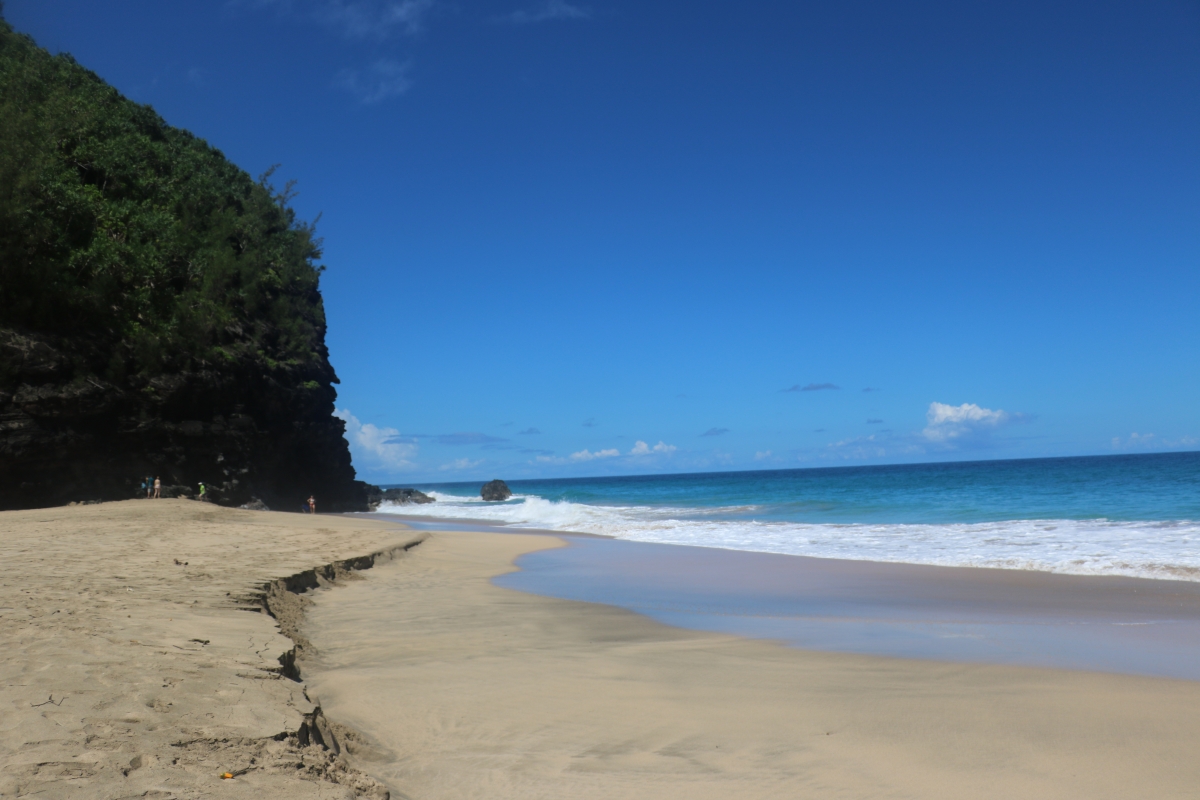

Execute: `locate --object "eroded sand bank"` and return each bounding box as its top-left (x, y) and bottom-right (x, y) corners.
top-left (0, 499), bottom-right (419, 799)
top-left (304, 530), bottom-right (1200, 800)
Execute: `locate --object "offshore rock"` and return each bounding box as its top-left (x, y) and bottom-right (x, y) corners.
top-left (480, 479), bottom-right (512, 502)
top-left (366, 487), bottom-right (435, 511)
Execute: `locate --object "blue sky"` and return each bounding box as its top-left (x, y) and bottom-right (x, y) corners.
top-left (10, 0), bottom-right (1199, 483)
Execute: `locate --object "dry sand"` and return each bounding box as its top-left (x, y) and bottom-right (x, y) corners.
top-left (304, 530), bottom-right (1200, 800)
top-left (0, 499), bottom-right (421, 799)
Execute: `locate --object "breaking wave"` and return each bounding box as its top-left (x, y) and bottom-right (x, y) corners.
top-left (374, 491), bottom-right (1200, 581)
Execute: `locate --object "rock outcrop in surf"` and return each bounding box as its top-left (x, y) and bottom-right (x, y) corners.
top-left (367, 487), bottom-right (435, 510)
top-left (481, 479), bottom-right (513, 501)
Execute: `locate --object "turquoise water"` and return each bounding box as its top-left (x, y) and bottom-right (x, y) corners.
top-left (378, 452), bottom-right (1200, 580)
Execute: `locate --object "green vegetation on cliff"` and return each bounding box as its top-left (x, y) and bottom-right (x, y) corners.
top-left (0, 16), bottom-right (329, 384)
top-left (0, 14), bottom-right (367, 511)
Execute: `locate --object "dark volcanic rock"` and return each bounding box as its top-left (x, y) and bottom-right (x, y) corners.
top-left (366, 486), bottom-right (434, 511)
top-left (480, 479), bottom-right (512, 502)
top-left (0, 329), bottom-right (370, 511)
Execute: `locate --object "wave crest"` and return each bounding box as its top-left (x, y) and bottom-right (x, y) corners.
top-left (373, 491), bottom-right (1200, 581)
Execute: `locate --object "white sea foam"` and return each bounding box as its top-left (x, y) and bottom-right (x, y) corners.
top-left (375, 493), bottom-right (1200, 581)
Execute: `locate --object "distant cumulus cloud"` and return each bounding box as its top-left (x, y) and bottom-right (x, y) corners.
top-left (823, 433), bottom-right (907, 461)
top-left (782, 383), bottom-right (840, 392)
top-left (336, 59), bottom-right (412, 103)
top-left (630, 440), bottom-right (676, 456)
top-left (501, 0), bottom-right (590, 24)
top-left (335, 408), bottom-right (416, 470)
top-left (922, 402), bottom-right (1019, 443)
top-left (518, 427), bottom-right (541, 435)
top-left (569, 448), bottom-right (620, 462)
top-left (700, 427), bottom-right (729, 437)
top-left (754, 450), bottom-right (772, 460)
top-left (1111, 432), bottom-right (1197, 450)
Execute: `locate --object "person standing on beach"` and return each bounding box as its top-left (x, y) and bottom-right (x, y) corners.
top-left (307, 495), bottom-right (316, 514)
top-left (145, 476), bottom-right (153, 498)
top-left (153, 476), bottom-right (161, 499)
top-left (198, 482), bottom-right (206, 501)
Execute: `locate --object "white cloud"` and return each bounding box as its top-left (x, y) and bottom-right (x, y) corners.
top-left (630, 440), bottom-right (677, 456)
top-left (754, 450), bottom-right (772, 460)
top-left (336, 59), bottom-right (412, 103)
top-left (504, 0), bottom-right (589, 24)
top-left (236, 0), bottom-right (436, 37)
top-left (569, 448), bottom-right (620, 461)
top-left (439, 457), bottom-right (483, 471)
top-left (1112, 432), bottom-right (1198, 450)
top-left (815, 431), bottom-right (924, 462)
top-left (315, 0), bottom-right (434, 38)
top-left (922, 402), bottom-right (1011, 443)
top-left (380, 0), bottom-right (433, 33)
top-left (335, 408), bottom-right (417, 471)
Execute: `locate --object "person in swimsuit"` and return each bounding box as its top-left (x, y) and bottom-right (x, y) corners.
top-left (153, 476), bottom-right (161, 499)
top-left (307, 495), bottom-right (316, 514)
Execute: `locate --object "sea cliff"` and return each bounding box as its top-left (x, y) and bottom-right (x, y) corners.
top-left (0, 18), bottom-right (368, 510)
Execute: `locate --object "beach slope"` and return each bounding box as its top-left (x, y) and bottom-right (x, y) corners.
top-left (0, 499), bottom-right (417, 798)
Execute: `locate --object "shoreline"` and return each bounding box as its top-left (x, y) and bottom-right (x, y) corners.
top-left (0, 499), bottom-right (423, 798)
top-left (498, 534), bottom-right (1200, 680)
top-left (303, 527), bottom-right (1200, 798)
top-left (357, 507), bottom-right (1200, 583)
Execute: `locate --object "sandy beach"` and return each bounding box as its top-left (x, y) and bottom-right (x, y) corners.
top-left (4, 501), bottom-right (1200, 799)
top-left (305, 528), bottom-right (1200, 800)
top-left (0, 500), bottom-right (419, 799)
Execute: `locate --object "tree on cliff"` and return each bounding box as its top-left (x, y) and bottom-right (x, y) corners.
top-left (0, 18), bottom-right (370, 510)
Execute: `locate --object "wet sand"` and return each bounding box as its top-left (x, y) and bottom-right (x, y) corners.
top-left (0, 499), bottom-right (419, 799)
top-left (305, 529), bottom-right (1200, 799)
top-left (499, 535), bottom-right (1200, 679)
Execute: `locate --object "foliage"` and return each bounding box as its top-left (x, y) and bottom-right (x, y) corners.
top-left (0, 19), bottom-right (333, 385)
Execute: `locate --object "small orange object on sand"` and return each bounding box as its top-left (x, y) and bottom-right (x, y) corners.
top-left (221, 772), bottom-right (234, 779)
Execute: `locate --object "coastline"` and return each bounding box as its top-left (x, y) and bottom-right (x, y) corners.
top-left (304, 527), bottom-right (1200, 799)
top-left (0, 499), bottom-right (421, 798)
top-left (7, 500), bottom-right (1200, 797)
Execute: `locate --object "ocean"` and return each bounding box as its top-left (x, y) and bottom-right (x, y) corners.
top-left (375, 452), bottom-right (1200, 581)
